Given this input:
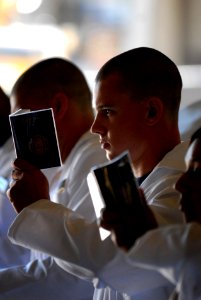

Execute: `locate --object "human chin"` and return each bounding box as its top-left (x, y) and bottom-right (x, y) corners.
top-left (106, 151), bottom-right (114, 161)
top-left (105, 149), bottom-right (118, 161)
top-left (107, 150), bottom-right (124, 161)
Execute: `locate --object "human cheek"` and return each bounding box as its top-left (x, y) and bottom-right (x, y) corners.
top-left (109, 134), bottom-right (130, 157)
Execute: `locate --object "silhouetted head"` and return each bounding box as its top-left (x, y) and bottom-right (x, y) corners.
top-left (96, 47), bottom-right (182, 121)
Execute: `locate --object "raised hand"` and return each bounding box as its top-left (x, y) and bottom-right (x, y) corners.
top-left (100, 189), bottom-right (158, 251)
top-left (7, 158), bottom-right (50, 213)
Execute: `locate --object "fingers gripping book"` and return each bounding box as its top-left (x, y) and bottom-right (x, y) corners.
top-left (9, 108), bottom-right (62, 169)
top-left (87, 151), bottom-right (143, 239)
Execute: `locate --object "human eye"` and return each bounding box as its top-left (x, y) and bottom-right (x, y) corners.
top-left (103, 109), bottom-right (112, 117)
top-left (101, 106), bottom-right (114, 118)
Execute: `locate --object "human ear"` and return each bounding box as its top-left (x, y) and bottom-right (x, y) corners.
top-left (51, 92), bottom-right (69, 120)
top-left (145, 97), bottom-right (163, 125)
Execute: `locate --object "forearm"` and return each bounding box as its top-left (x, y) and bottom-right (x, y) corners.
top-left (94, 249), bottom-right (171, 296)
top-left (94, 224), bottom-right (201, 296)
top-left (8, 199), bottom-right (116, 277)
top-left (125, 223), bottom-right (201, 284)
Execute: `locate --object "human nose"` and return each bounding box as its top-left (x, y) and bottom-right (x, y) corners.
top-left (90, 114), bottom-right (104, 135)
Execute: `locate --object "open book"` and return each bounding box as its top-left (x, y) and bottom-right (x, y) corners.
top-left (9, 108), bottom-right (62, 169)
top-left (87, 151), bottom-right (142, 239)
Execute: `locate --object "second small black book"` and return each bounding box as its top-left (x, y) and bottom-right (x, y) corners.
top-left (9, 108), bottom-right (62, 169)
top-left (87, 151), bottom-right (143, 214)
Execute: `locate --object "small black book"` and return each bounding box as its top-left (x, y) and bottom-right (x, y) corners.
top-left (87, 151), bottom-right (142, 239)
top-left (9, 108), bottom-right (62, 169)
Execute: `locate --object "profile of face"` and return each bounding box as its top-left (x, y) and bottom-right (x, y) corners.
top-left (175, 138), bottom-right (201, 224)
top-left (91, 73), bottom-right (147, 162)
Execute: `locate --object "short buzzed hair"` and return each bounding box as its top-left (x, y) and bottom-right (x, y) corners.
top-left (96, 47), bottom-right (182, 119)
top-left (11, 57), bottom-right (92, 110)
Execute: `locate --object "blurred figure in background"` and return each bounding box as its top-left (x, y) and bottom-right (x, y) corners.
top-left (0, 58), bottom-right (107, 299)
top-left (0, 86), bottom-right (30, 268)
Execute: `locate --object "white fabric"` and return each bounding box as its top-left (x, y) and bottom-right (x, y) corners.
top-left (0, 257), bottom-right (94, 300)
top-left (96, 222), bottom-right (201, 300)
top-left (0, 137), bottom-right (15, 178)
top-left (126, 222), bottom-right (201, 300)
top-left (141, 140), bottom-right (189, 225)
top-left (0, 131), bottom-right (107, 300)
top-left (0, 137), bottom-right (62, 267)
top-left (0, 137), bottom-right (31, 268)
top-left (7, 141), bottom-right (189, 300)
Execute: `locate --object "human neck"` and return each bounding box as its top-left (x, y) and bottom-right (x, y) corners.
top-left (133, 131), bottom-right (181, 178)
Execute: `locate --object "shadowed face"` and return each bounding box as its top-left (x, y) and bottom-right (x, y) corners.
top-left (175, 138), bottom-right (201, 223)
top-left (91, 73), bottom-right (147, 163)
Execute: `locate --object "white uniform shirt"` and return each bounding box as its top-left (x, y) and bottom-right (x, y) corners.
top-left (0, 137), bottom-right (31, 268)
top-left (94, 222), bottom-right (201, 300)
top-left (0, 131), bottom-right (107, 300)
top-left (126, 222), bottom-right (201, 300)
top-left (7, 141), bottom-right (189, 300)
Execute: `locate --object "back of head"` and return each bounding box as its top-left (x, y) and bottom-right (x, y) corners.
top-left (11, 57), bottom-right (92, 111)
top-left (96, 47), bottom-right (182, 120)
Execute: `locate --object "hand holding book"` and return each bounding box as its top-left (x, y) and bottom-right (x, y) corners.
top-left (100, 189), bottom-right (158, 251)
top-left (87, 151), bottom-right (158, 249)
top-left (7, 158), bottom-right (50, 213)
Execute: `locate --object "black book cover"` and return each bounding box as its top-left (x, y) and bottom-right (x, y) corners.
top-left (87, 151), bottom-right (145, 239)
top-left (87, 151), bottom-right (142, 212)
top-left (9, 108), bottom-right (62, 169)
